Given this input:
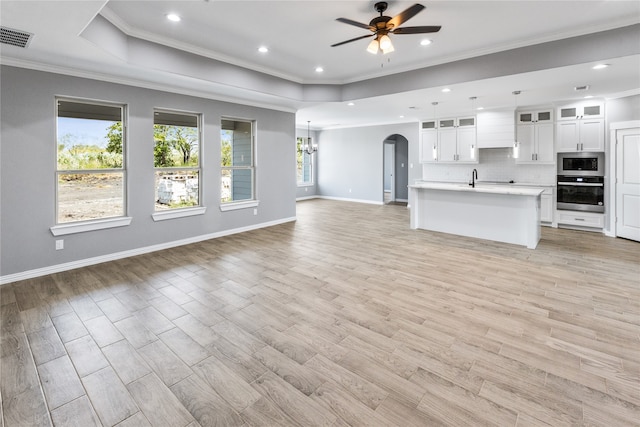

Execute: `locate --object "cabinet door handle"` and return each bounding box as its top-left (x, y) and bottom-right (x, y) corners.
top-left (577, 143), bottom-right (580, 151)
top-left (575, 218), bottom-right (585, 221)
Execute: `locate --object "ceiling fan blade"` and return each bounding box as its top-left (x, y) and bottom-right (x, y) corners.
top-left (388, 4), bottom-right (425, 29)
top-left (336, 17), bottom-right (375, 31)
top-left (331, 34), bottom-right (375, 47)
top-left (392, 25), bottom-right (441, 35)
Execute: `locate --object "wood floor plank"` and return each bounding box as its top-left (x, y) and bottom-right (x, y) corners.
top-left (170, 374), bottom-right (244, 427)
top-left (50, 395), bottom-right (101, 427)
top-left (1, 331), bottom-right (41, 399)
top-left (303, 354), bottom-right (389, 411)
top-left (81, 366), bottom-right (139, 426)
top-left (102, 340), bottom-right (152, 385)
top-left (50, 311), bottom-right (88, 343)
top-left (26, 326), bottom-right (66, 366)
top-left (138, 340), bottom-right (192, 387)
top-left (37, 355), bottom-right (85, 410)
top-left (158, 327), bottom-right (210, 367)
top-left (2, 385), bottom-right (52, 426)
top-left (251, 371), bottom-right (336, 426)
top-left (127, 373), bottom-right (195, 427)
top-left (192, 355), bottom-right (262, 412)
top-left (2, 199), bottom-right (638, 426)
top-left (64, 335), bottom-right (110, 378)
top-left (253, 344), bottom-right (324, 396)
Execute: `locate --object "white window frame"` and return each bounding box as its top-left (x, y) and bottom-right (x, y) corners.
top-left (296, 136), bottom-right (314, 186)
top-left (50, 97), bottom-right (131, 236)
top-left (220, 118), bottom-right (258, 211)
top-left (152, 109), bottom-right (206, 221)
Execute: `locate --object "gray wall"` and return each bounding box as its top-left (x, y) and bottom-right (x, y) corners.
top-left (316, 123), bottom-right (419, 203)
top-left (1, 66), bottom-right (296, 278)
top-left (606, 95), bottom-right (640, 127)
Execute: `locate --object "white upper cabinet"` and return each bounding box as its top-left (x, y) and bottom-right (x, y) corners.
top-left (420, 117), bottom-right (477, 163)
top-left (556, 119), bottom-right (605, 152)
top-left (515, 109), bottom-right (554, 164)
top-left (557, 102), bottom-right (603, 121)
top-left (556, 102), bottom-right (605, 152)
top-left (419, 128), bottom-right (438, 163)
top-left (518, 110), bottom-right (553, 124)
top-left (437, 117), bottom-right (477, 163)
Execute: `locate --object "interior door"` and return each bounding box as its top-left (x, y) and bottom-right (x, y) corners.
top-left (616, 127), bottom-right (640, 241)
top-left (384, 142), bottom-right (395, 203)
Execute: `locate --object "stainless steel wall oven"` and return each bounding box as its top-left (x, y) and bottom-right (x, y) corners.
top-left (557, 152), bottom-right (604, 213)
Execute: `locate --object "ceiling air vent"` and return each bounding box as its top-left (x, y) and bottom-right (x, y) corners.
top-left (574, 85), bottom-right (590, 91)
top-left (0, 27), bottom-right (33, 48)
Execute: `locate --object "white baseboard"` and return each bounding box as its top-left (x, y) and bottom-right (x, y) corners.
top-left (0, 216), bottom-right (297, 286)
top-left (315, 195), bottom-right (383, 205)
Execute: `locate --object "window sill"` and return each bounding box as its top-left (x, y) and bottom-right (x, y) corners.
top-left (50, 217), bottom-right (132, 236)
top-left (152, 206), bottom-right (206, 222)
top-left (220, 200), bottom-right (259, 212)
top-left (297, 183), bottom-right (314, 187)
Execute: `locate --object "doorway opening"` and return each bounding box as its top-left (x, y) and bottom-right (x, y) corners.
top-left (383, 134), bottom-right (409, 206)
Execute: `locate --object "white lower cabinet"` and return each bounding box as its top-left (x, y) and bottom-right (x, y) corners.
top-left (540, 189), bottom-right (553, 224)
top-left (556, 210), bottom-right (604, 229)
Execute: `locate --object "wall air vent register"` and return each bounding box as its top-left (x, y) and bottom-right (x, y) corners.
top-left (0, 27), bottom-right (33, 48)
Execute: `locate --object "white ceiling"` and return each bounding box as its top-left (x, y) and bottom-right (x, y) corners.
top-left (1, 1), bottom-right (639, 129)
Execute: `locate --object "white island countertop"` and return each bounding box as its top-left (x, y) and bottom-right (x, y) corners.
top-left (409, 181), bottom-right (545, 197)
top-left (409, 181), bottom-right (544, 249)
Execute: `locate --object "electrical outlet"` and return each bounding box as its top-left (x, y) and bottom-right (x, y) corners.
top-left (253, 208), bottom-right (257, 215)
top-left (55, 239), bottom-right (64, 250)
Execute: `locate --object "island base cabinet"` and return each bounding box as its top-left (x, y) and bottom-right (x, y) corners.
top-left (410, 187), bottom-right (541, 249)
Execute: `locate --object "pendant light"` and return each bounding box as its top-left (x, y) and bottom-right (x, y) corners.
top-left (304, 121), bottom-right (318, 155)
top-left (469, 96), bottom-right (477, 160)
top-left (431, 102), bottom-right (438, 161)
top-left (512, 91), bottom-right (521, 159)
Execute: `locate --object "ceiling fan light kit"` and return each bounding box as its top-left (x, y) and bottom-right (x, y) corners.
top-left (332, 2), bottom-right (441, 55)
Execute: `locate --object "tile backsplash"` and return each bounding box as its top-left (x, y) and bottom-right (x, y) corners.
top-left (421, 148), bottom-right (556, 185)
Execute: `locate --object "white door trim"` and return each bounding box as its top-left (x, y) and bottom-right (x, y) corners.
top-left (384, 142), bottom-right (395, 203)
top-left (608, 120), bottom-right (640, 236)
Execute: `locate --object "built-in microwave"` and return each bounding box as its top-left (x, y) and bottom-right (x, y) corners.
top-left (557, 152), bottom-right (604, 176)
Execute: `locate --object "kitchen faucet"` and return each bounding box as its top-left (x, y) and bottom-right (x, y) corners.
top-left (470, 169), bottom-right (478, 188)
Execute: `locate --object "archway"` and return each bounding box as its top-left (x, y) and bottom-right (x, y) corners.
top-left (383, 134), bottom-right (409, 205)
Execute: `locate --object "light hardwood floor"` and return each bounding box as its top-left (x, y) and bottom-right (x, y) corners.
top-left (1, 199), bottom-right (639, 426)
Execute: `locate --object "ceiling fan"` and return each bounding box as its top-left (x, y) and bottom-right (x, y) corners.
top-left (331, 2), bottom-right (441, 54)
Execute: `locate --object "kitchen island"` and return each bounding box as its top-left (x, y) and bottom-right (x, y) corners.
top-left (408, 182), bottom-right (544, 249)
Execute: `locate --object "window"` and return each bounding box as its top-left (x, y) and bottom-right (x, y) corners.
top-left (296, 137), bottom-right (313, 185)
top-left (56, 99), bottom-right (125, 224)
top-left (154, 110), bottom-right (201, 211)
top-left (221, 119), bottom-right (255, 204)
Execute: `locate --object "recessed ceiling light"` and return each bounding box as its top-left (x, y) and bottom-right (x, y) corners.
top-left (399, 115), bottom-right (405, 118)
top-left (442, 88), bottom-right (451, 93)
top-left (476, 107), bottom-right (484, 110)
top-left (315, 67), bottom-right (324, 73)
top-left (347, 102), bottom-right (355, 106)
top-left (420, 39), bottom-right (432, 46)
top-left (258, 46), bottom-right (268, 53)
top-left (166, 14), bottom-right (181, 22)
top-left (592, 64), bottom-right (609, 70)
top-left (584, 95), bottom-right (594, 99)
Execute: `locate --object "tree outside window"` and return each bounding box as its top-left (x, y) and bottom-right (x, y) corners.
top-left (153, 111), bottom-right (201, 211)
top-left (56, 99), bottom-right (125, 223)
